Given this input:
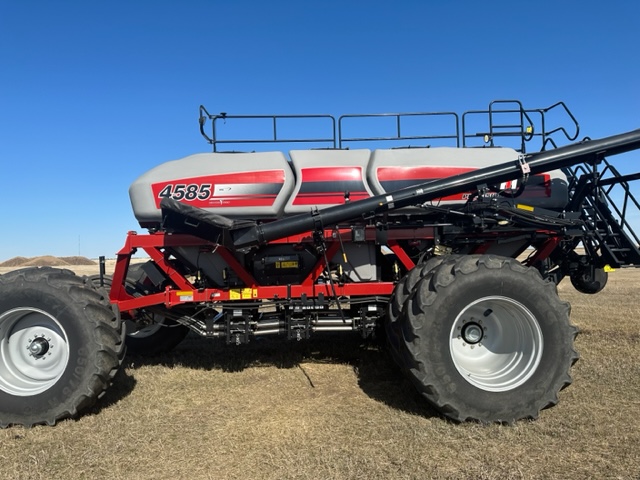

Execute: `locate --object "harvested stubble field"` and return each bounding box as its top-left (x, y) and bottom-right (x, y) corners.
top-left (1, 262), bottom-right (639, 480)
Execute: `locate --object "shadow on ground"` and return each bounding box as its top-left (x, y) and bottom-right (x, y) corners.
top-left (119, 332), bottom-right (440, 419)
top-left (88, 368), bottom-right (137, 418)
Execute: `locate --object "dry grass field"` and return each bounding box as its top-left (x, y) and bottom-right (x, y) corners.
top-left (1, 262), bottom-right (639, 479)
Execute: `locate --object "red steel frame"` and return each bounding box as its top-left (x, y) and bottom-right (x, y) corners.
top-left (110, 226), bottom-right (435, 314)
top-left (110, 226), bottom-right (562, 316)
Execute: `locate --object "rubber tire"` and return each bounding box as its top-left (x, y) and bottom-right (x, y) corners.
top-left (398, 255), bottom-right (579, 424)
top-left (0, 268), bottom-right (125, 427)
top-left (570, 267), bottom-right (608, 294)
top-left (89, 262), bottom-right (189, 356)
top-left (386, 255), bottom-right (459, 364)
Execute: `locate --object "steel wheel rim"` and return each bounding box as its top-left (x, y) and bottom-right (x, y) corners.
top-left (0, 308), bottom-right (70, 396)
top-left (449, 296), bottom-right (543, 392)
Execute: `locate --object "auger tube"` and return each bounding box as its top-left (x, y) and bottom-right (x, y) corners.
top-left (231, 128), bottom-right (640, 249)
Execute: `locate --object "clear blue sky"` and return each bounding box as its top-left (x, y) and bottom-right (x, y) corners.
top-left (1, 0), bottom-right (639, 260)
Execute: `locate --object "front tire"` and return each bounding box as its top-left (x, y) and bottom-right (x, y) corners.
top-left (0, 268), bottom-right (125, 427)
top-left (398, 255), bottom-right (579, 423)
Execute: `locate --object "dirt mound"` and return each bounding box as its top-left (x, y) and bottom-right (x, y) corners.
top-left (0, 255), bottom-right (97, 267)
top-left (60, 256), bottom-right (97, 266)
top-left (22, 256), bottom-right (71, 267)
top-left (0, 256), bottom-right (30, 267)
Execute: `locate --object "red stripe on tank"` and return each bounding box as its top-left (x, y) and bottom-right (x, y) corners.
top-left (300, 166), bottom-right (363, 182)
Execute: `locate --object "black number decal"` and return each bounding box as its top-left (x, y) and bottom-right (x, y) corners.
top-left (172, 184), bottom-right (186, 200)
top-left (158, 185), bottom-right (172, 198)
top-left (198, 184), bottom-right (211, 200)
top-left (158, 183), bottom-right (212, 202)
top-left (185, 184), bottom-right (199, 200)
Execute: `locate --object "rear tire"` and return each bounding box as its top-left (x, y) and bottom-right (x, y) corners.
top-left (0, 268), bottom-right (125, 427)
top-left (398, 255), bottom-right (579, 423)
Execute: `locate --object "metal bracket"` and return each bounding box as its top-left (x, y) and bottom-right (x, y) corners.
top-left (311, 208), bottom-right (324, 233)
top-left (225, 311), bottom-right (251, 345)
top-left (286, 308), bottom-right (312, 341)
top-left (518, 154), bottom-right (531, 183)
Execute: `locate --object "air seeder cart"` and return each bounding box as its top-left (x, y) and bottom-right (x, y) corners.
top-left (2, 100), bottom-right (640, 427)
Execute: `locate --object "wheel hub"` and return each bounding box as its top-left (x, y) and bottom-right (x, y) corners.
top-left (28, 336), bottom-right (51, 358)
top-left (461, 322), bottom-right (483, 344)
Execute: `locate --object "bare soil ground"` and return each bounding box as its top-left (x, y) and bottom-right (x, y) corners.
top-left (1, 263), bottom-right (639, 479)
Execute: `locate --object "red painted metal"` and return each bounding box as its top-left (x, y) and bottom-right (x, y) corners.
top-left (217, 247), bottom-right (257, 286)
top-left (523, 236), bottom-right (563, 267)
top-left (110, 227), bottom-right (419, 313)
top-left (388, 241), bottom-right (415, 270)
top-left (110, 225), bottom-right (562, 316)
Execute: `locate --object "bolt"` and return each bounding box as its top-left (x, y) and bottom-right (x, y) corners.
top-left (462, 323), bottom-right (483, 344)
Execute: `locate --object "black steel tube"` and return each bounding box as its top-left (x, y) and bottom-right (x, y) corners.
top-left (99, 256), bottom-right (106, 287)
top-left (232, 129), bottom-right (640, 249)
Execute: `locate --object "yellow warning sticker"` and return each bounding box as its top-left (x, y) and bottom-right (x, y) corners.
top-left (229, 288), bottom-right (258, 299)
top-left (241, 288), bottom-right (255, 299)
top-left (176, 291), bottom-right (194, 302)
top-left (277, 261), bottom-right (298, 269)
top-left (516, 204), bottom-right (534, 212)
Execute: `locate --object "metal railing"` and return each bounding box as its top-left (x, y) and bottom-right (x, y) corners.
top-left (337, 112), bottom-right (459, 148)
top-left (200, 100), bottom-right (581, 154)
top-left (199, 106), bottom-right (337, 152)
